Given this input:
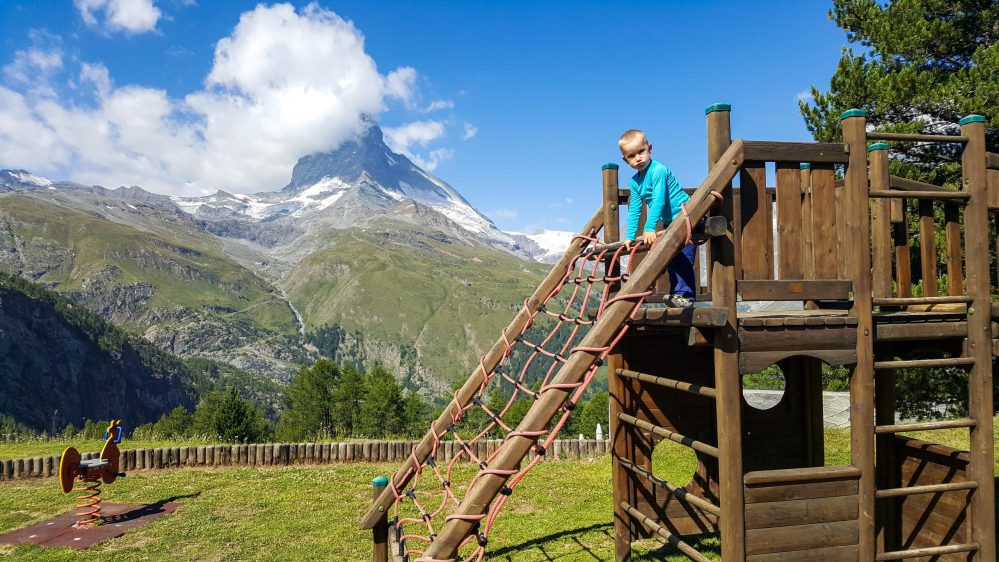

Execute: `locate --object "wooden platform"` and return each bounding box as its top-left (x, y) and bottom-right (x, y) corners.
top-left (0, 502), bottom-right (180, 549)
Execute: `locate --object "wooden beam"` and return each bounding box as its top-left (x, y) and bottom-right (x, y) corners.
top-left (988, 169), bottom-right (999, 209)
top-left (876, 543), bottom-right (979, 561)
top-left (918, 200), bottom-right (938, 296)
top-left (960, 115), bottom-right (996, 562)
top-left (842, 110), bottom-right (876, 562)
top-left (776, 162), bottom-right (803, 279)
top-left (741, 161), bottom-right (773, 279)
top-left (987, 152), bottom-right (999, 170)
top-left (707, 105), bottom-right (744, 562)
top-left (870, 149), bottom-right (893, 299)
top-left (800, 166), bottom-right (816, 281)
top-left (616, 368), bottom-right (716, 398)
top-left (737, 279), bottom-right (852, 301)
top-left (743, 465), bottom-right (861, 485)
top-left (874, 481), bottom-right (978, 499)
top-left (874, 418), bottom-right (976, 434)
top-left (617, 459), bottom-right (720, 516)
top-left (866, 132), bottom-right (968, 143)
top-left (870, 189), bottom-right (969, 202)
top-left (873, 357), bottom-right (975, 370)
top-left (944, 204), bottom-right (963, 295)
top-left (742, 140), bottom-right (849, 163)
top-left (621, 502), bottom-right (713, 562)
top-left (617, 413), bottom-right (719, 457)
top-left (811, 164), bottom-right (839, 279)
top-left (627, 305), bottom-right (728, 327)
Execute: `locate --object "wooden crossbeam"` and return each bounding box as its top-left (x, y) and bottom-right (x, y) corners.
top-left (867, 132), bottom-right (969, 143)
top-left (875, 481), bottom-right (978, 499)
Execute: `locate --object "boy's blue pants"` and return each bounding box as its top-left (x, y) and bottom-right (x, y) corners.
top-left (667, 244), bottom-right (697, 299)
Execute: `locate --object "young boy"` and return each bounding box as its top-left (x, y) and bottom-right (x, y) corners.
top-left (619, 129), bottom-right (696, 307)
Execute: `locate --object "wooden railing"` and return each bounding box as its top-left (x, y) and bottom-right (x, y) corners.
top-left (0, 438), bottom-right (612, 481)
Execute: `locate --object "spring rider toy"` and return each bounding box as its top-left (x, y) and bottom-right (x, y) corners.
top-left (58, 420), bottom-right (126, 527)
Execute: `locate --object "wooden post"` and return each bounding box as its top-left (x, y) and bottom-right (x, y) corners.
top-left (918, 200), bottom-right (938, 296)
top-left (740, 159), bottom-right (773, 280)
top-left (707, 102), bottom-right (745, 561)
top-left (893, 211), bottom-right (912, 298)
top-left (800, 164), bottom-right (815, 281)
top-left (869, 144), bottom-right (893, 299)
top-left (811, 163), bottom-right (839, 279)
top-left (841, 109), bottom-right (875, 562)
top-left (959, 114), bottom-right (996, 562)
top-left (776, 162), bottom-right (803, 279)
top-left (604, 162), bottom-right (633, 562)
top-left (372, 476), bottom-right (389, 562)
top-left (944, 203), bottom-right (963, 295)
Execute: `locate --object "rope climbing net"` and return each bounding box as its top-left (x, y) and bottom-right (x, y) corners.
top-left (386, 229), bottom-right (654, 561)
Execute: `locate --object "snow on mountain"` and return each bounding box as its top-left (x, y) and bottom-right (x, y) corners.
top-left (168, 122), bottom-right (523, 254)
top-left (0, 169), bottom-right (54, 189)
top-left (508, 229), bottom-right (577, 263)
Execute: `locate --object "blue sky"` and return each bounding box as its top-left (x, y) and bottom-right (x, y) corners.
top-left (0, 1), bottom-right (849, 233)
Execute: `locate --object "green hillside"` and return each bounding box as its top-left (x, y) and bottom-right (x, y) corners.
top-left (0, 194), bottom-right (297, 334)
top-left (284, 219), bottom-right (549, 390)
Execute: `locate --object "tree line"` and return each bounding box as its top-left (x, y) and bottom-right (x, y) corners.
top-left (128, 359), bottom-right (610, 444)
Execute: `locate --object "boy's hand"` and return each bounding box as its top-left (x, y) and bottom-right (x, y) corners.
top-left (641, 231), bottom-right (657, 246)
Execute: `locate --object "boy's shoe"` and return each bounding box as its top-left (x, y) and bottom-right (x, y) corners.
top-left (668, 294), bottom-right (695, 308)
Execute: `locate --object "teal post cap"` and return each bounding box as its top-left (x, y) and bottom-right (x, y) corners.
top-left (959, 114), bottom-right (986, 125)
top-left (867, 142), bottom-right (890, 152)
top-left (705, 103), bottom-right (731, 115)
top-left (372, 476), bottom-right (389, 487)
top-left (840, 108), bottom-right (867, 120)
top-left (602, 163), bottom-right (619, 170)
top-left (800, 163), bottom-right (811, 170)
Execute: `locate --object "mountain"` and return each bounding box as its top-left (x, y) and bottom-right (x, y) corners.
top-left (509, 229), bottom-right (577, 263)
top-left (0, 272), bottom-right (281, 432)
top-left (0, 122), bottom-right (549, 394)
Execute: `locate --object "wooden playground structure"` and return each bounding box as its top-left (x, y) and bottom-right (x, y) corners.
top-left (363, 105), bottom-right (997, 561)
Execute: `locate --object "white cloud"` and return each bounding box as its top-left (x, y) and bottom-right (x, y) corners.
top-left (491, 208), bottom-right (518, 219)
top-left (795, 90), bottom-right (814, 104)
top-left (2, 32), bottom-right (63, 98)
top-left (383, 120), bottom-right (453, 170)
top-left (0, 3), bottom-right (434, 195)
top-left (423, 99), bottom-right (454, 113)
top-left (76, 0), bottom-right (162, 34)
top-left (462, 122), bottom-right (477, 140)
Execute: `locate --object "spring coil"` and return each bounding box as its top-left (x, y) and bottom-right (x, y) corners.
top-left (75, 479), bottom-right (102, 527)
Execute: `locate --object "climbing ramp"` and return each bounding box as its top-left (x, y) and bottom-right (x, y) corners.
top-left (360, 142), bottom-right (744, 561)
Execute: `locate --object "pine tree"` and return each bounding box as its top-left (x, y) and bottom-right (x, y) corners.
top-left (192, 388), bottom-right (267, 442)
top-left (357, 366), bottom-right (405, 438)
top-left (801, 0), bottom-right (998, 184)
top-left (276, 360), bottom-right (341, 441)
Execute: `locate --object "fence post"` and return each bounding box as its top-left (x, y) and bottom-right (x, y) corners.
top-left (372, 475), bottom-right (389, 562)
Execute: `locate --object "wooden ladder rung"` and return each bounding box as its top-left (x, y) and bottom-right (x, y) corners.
top-left (876, 542), bottom-right (979, 560)
top-left (869, 189), bottom-right (970, 202)
top-left (873, 296), bottom-right (974, 306)
top-left (617, 458), bottom-right (720, 517)
top-left (874, 418), bottom-right (976, 434)
top-left (616, 369), bottom-right (717, 399)
top-left (617, 413), bottom-right (719, 457)
top-left (875, 480), bottom-right (978, 499)
top-left (873, 357), bottom-right (975, 370)
top-left (621, 501), bottom-right (713, 562)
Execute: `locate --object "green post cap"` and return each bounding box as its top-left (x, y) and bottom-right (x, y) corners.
top-left (705, 103), bottom-right (731, 115)
top-left (601, 163), bottom-right (619, 170)
top-left (372, 476), bottom-right (389, 487)
top-left (800, 163), bottom-right (811, 170)
top-left (867, 142), bottom-right (890, 152)
top-left (959, 114), bottom-right (986, 125)
top-left (840, 108), bottom-right (867, 120)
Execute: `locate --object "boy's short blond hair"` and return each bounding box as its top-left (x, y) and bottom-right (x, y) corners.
top-left (618, 129), bottom-right (648, 148)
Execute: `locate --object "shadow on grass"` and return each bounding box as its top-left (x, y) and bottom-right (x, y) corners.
top-left (486, 524), bottom-right (721, 561)
top-left (487, 522), bottom-right (612, 560)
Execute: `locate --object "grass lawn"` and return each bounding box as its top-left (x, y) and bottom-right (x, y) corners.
top-left (1, 421), bottom-right (995, 561)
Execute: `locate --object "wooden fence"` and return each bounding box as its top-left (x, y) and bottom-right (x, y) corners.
top-left (0, 438), bottom-right (612, 481)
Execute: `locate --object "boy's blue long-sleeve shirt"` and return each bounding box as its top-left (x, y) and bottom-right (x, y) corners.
top-left (626, 160), bottom-right (689, 241)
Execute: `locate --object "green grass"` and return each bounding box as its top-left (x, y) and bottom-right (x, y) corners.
top-left (2, 421), bottom-right (996, 561)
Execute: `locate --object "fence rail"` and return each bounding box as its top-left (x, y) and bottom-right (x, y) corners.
top-left (0, 438), bottom-right (612, 481)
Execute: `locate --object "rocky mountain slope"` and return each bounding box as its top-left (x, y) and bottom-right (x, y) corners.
top-left (0, 272), bottom-right (281, 432)
top-left (0, 122), bottom-right (552, 393)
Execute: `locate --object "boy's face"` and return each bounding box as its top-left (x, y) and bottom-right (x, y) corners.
top-left (620, 138), bottom-right (652, 171)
